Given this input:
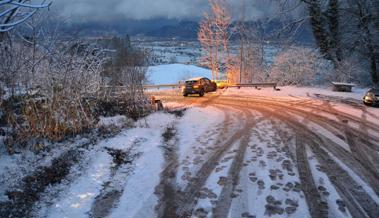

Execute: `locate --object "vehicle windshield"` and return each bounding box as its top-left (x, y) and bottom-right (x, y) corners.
top-left (186, 80), bottom-right (198, 85)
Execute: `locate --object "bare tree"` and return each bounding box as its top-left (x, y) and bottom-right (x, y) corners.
top-left (198, 14), bottom-right (216, 80)
top-left (343, 0), bottom-right (379, 85)
top-left (198, 0), bottom-right (232, 81)
top-left (211, 0), bottom-right (232, 80)
top-left (270, 47), bottom-right (321, 86)
top-left (276, 0), bottom-right (378, 85)
top-left (236, 0), bottom-right (266, 83)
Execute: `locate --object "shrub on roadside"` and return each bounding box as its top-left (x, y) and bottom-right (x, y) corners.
top-left (269, 47), bottom-right (322, 86)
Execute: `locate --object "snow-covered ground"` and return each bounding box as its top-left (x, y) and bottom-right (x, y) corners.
top-left (1, 66), bottom-right (378, 217)
top-left (37, 113), bottom-right (177, 218)
top-left (224, 86), bottom-right (369, 101)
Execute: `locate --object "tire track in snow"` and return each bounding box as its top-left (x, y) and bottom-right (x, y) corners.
top-left (159, 93), bottom-right (379, 217)
top-left (215, 97), bottom-right (379, 196)
top-left (175, 106), bottom-right (251, 217)
top-left (211, 99), bottom-right (379, 218)
top-left (155, 125), bottom-right (180, 218)
top-left (212, 110), bottom-right (262, 218)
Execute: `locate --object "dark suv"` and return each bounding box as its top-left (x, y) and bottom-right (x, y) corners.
top-left (182, 77), bottom-right (217, 97)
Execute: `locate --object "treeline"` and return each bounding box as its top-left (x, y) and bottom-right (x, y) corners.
top-left (198, 0), bottom-right (379, 86)
top-left (302, 0), bottom-right (379, 85)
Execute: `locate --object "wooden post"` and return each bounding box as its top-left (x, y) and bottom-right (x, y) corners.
top-left (151, 96), bottom-right (163, 111)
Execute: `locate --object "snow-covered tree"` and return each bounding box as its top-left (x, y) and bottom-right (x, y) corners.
top-left (277, 0), bottom-right (379, 86)
top-left (198, 0), bottom-right (231, 80)
top-left (198, 15), bottom-right (217, 80)
top-left (270, 47), bottom-right (321, 86)
top-left (0, 0), bottom-right (51, 34)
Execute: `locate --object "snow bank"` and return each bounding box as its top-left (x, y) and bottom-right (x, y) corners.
top-left (224, 86), bottom-right (368, 101)
top-left (98, 115), bottom-right (133, 128)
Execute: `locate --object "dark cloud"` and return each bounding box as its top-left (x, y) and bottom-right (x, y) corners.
top-left (52, 0), bottom-right (280, 22)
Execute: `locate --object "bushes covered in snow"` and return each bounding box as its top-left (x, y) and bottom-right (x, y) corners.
top-left (268, 47), bottom-right (372, 86)
top-left (0, 19), bottom-right (151, 154)
top-left (269, 47), bottom-right (324, 86)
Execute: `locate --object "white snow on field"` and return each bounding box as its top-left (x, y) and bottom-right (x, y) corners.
top-left (44, 148), bottom-right (112, 218)
top-left (147, 64), bottom-right (212, 84)
top-left (0, 138), bottom-right (91, 202)
top-left (35, 112), bottom-right (176, 218)
top-left (110, 113), bottom-right (176, 218)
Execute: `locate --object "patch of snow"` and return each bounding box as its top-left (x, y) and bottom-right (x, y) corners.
top-left (43, 149), bottom-right (112, 218)
top-left (194, 140), bottom-right (241, 217)
top-left (321, 147), bottom-right (379, 204)
top-left (110, 112), bottom-right (176, 218)
top-left (228, 118), bottom-right (310, 218)
top-left (223, 86), bottom-right (368, 102)
top-left (33, 112), bottom-right (176, 218)
top-left (98, 115), bottom-right (133, 128)
top-left (306, 146), bottom-right (352, 218)
top-left (176, 106), bottom-right (235, 188)
top-left (0, 138), bottom-right (91, 201)
top-left (307, 122), bottom-right (351, 152)
top-left (163, 102), bottom-right (189, 110)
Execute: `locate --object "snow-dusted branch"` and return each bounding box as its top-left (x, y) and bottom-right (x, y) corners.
top-left (0, 9), bottom-right (37, 28)
top-left (0, 0), bottom-right (51, 32)
top-left (6, 1), bottom-right (51, 8)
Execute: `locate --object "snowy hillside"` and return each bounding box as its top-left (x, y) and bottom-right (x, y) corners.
top-left (147, 64), bottom-right (212, 84)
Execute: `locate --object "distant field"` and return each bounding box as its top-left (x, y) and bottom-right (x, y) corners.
top-left (147, 64), bottom-right (212, 84)
top-left (135, 39), bottom-right (280, 66)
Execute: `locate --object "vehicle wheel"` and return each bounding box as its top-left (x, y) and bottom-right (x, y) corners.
top-left (212, 82), bottom-right (217, 91)
top-left (199, 90), bottom-right (204, 97)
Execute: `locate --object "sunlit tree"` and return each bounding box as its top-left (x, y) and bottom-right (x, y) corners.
top-left (198, 0), bottom-right (231, 80)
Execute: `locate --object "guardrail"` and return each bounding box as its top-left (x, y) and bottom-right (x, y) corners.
top-left (142, 83), bottom-right (279, 90)
top-left (99, 82), bottom-right (279, 94)
top-left (142, 84), bottom-right (183, 90)
top-left (227, 83), bottom-right (279, 91)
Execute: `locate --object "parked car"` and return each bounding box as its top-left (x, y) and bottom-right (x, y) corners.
top-left (213, 80), bottom-right (228, 89)
top-left (182, 77), bottom-right (217, 97)
top-left (363, 88), bottom-right (379, 106)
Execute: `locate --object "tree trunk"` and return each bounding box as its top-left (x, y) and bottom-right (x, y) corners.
top-left (306, 0), bottom-right (331, 60)
top-left (356, 0), bottom-right (379, 85)
top-left (327, 0), bottom-right (342, 62)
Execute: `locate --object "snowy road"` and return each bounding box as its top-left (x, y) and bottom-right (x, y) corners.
top-left (1, 88), bottom-right (379, 218)
top-left (150, 89), bottom-right (379, 218)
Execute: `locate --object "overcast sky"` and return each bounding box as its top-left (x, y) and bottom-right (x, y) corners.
top-left (52, 0), bottom-right (280, 22)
